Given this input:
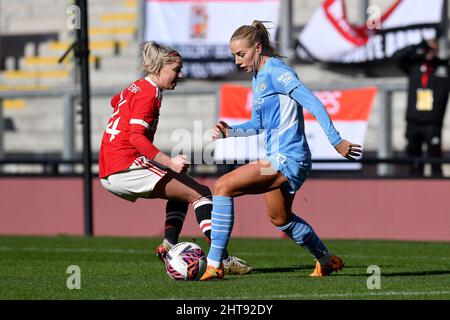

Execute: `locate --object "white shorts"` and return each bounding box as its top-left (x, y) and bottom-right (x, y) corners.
top-left (100, 156), bottom-right (168, 202)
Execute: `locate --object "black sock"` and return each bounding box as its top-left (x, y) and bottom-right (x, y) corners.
top-left (164, 201), bottom-right (188, 245)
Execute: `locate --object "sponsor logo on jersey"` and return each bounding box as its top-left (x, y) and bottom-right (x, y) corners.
top-left (128, 83), bottom-right (142, 94)
top-left (277, 72), bottom-right (294, 86)
top-left (255, 97), bottom-right (265, 105)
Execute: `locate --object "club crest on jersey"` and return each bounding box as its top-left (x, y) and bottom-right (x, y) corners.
top-left (260, 82), bottom-right (266, 91)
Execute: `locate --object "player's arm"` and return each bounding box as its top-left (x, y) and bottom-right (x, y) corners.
top-left (110, 92), bottom-right (121, 108)
top-left (212, 107), bottom-right (262, 140)
top-left (129, 130), bottom-right (189, 173)
top-left (270, 68), bottom-right (341, 146)
top-left (128, 95), bottom-right (190, 173)
top-left (289, 85), bottom-right (342, 147)
top-left (229, 105), bottom-right (262, 137)
top-left (129, 123), bottom-right (159, 159)
top-left (271, 69), bottom-right (361, 159)
top-left (289, 85), bottom-right (362, 160)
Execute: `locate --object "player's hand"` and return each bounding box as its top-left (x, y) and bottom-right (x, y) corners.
top-left (169, 155), bottom-right (191, 173)
top-left (335, 140), bottom-right (362, 160)
top-left (212, 121), bottom-right (231, 140)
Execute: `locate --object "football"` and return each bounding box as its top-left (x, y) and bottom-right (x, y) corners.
top-left (165, 242), bottom-right (207, 281)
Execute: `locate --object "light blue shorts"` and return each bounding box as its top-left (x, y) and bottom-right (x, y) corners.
top-left (268, 154), bottom-right (311, 194)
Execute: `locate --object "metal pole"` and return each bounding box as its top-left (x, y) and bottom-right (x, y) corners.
top-left (76, 0), bottom-right (93, 236)
top-left (137, 0), bottom-right (146, 78)
top-left (377, 89), bottom-right (393, 176)
top-left (0, 99), bottom-right (4, 160)
top-left (355, 0), bottom-right (370, 77)
top-left (280, 0), bottom-right (294, 62)
top-left (439, 0), bottom-right (448, 59)
top-left (62, 94), bottom-right (75, 173)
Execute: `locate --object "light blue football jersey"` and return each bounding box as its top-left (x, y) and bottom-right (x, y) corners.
top-left (229, 57), bottom-right (342, 193)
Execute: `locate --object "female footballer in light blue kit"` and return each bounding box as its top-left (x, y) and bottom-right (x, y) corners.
top-left (200, 21), bottom-right (362, 280)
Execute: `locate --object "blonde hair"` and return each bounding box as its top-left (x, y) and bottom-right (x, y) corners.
top-left (139, 41), bottom-right (181, 75)
top-left (230, 20), bottom-right (284, 58)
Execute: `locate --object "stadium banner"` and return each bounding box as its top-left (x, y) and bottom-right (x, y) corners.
top-left (214, 84), bottom-right (377, 170)
top-left (145, 0), bottom-right (281, 79)
top-left (297, 0), bottom-right (444, 64)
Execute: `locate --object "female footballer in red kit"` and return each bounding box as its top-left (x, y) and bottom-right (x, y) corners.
top-left (99, 41), bottom-right (251, 275)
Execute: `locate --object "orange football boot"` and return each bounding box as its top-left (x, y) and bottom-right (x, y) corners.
top-left (200, 264), bottom-right (225, 281)
top-left (309, 255), bottom-right (344, 277)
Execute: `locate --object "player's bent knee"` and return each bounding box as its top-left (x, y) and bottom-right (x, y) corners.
top-left (214, 177), bottom-right (234, 196)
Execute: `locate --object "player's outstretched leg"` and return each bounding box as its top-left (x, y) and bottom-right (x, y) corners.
top-left (200, 195), bottom-right (234, 281)
top-left (277, 214), bottom-right (344, 277)
top-left (194, 196), bottom-right (252, 275)
top-left (155, 197), bottom-right (252, 275)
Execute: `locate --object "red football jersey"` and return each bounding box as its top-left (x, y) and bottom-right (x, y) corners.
top-left (99, 77), bottom-right (162, 178)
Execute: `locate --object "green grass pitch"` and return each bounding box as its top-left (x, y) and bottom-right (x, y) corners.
top-left (0, 235), bottom-right (449, 300)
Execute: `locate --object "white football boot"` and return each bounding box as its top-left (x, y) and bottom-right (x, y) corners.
top-left (222, 256), bottom-right (252, 275)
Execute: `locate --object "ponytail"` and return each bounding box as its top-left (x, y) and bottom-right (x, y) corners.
top-left (230, 20), bottom-right (284, 58)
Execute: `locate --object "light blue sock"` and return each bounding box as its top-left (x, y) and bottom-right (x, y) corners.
top-left (207, 195), bottom-right (234, 267)
top-left (277, 214), bottom-right (329, 260)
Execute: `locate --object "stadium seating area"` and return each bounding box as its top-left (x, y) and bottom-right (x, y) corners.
top-left (0, 0), bottom-right (449, 176)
